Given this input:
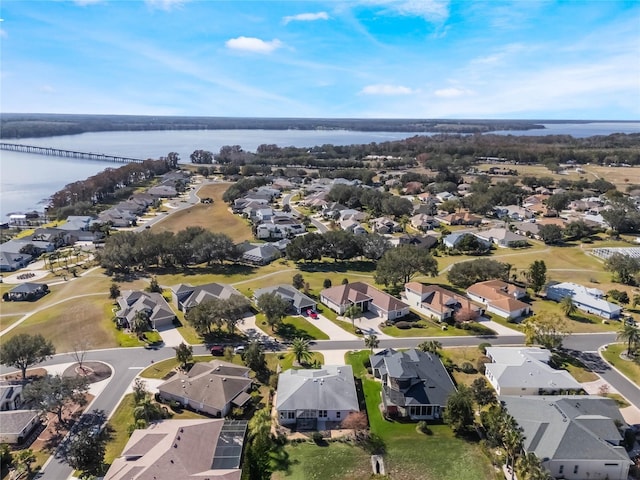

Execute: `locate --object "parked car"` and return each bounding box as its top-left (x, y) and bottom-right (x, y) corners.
top-left (307, 309), bottom-right (318, 319)
top-left (234, 345), bottom-right (245, 355)
top-left (210, 345), bottom-right (224, 356)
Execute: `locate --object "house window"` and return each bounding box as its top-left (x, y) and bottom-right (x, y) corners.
top-left (573, 465), bottom-right (578, 474)
top-left (558, 465), bottom-right (564, 475)
top-left (318, 410), bottom-right (327, 418)
top-left (287, 411), bottom-right (295, 419)
top-left (336, 411), bottom-right (341, 419)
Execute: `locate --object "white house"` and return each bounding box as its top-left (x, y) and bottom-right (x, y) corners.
top-left (546, 282), bottom-right (622, 319)
top-left (484, 347), bottom-right (583, 395)
top-left (276, 365), bottom-right (359, 430)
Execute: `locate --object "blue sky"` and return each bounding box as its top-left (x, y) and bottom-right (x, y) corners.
top-left (1, 0), bottom-right (639, 119)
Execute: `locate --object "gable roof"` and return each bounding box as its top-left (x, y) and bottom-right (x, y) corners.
top-left (116, 291), bottom-right (175, 325)
top-left (405, 282), bottom-right (481, 315)
top-left (158, 361), bottom-right (251, 412)
top-left (253, 284), bottom-right (316, 312)
top-left (276, 365), bottom-right (359, 412)
top-left (466, 280), bottom-right (529, 314)
top-left (500, 395), bottom-right (631, 465)
top-left (104, 419), bottom-right (246, 480)
top-left (321, 282), bottom-right (408, 313)
top-left (172, 283), bottom-right (243, 310)
top-left (546, 282), bottom-right (622, 316)
top-left (9, 282), bottom-right (46, 294)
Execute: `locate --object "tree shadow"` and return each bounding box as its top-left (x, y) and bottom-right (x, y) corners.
top-left (276, 323), bottom-right (313, 341)
top-left (270, 443), bottom-right (297, 474)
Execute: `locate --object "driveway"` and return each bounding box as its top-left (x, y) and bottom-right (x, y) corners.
top-left (307, 313), bottom-right (359, 340)
top-left (477, 316), bottom-right (525, 337)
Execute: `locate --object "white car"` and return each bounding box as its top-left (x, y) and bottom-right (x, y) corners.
top-left (234, 345), bottom-right (246, 355)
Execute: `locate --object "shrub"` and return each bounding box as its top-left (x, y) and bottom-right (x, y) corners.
top-left (311, 431), bottom-right (323, 444)
top-left (395, 321), bottom-right (412, 330)
top-left (416, 420), bottom-right (432, 435)
top-left (363, 358), bottom-right (371, 369)
top-left (478, 342), bottom-right (491, 354)
top-left (460, 362), bottom-right (476, 374)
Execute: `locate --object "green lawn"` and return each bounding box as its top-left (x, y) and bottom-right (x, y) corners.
top-left (255, 314), bottom-right (329, 341)
top-left (272, 442), bottom-right (372, 480)
top-left (602, 343), bottom-right (640, 385)
top-left (342, 351), bottom-right (498, 480)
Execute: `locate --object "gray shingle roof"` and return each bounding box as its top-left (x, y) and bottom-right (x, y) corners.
top-left (276, 365), bottom-right (359, 412)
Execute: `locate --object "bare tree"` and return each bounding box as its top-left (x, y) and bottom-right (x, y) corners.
top-left (70, 340), bottom-right (91, 374)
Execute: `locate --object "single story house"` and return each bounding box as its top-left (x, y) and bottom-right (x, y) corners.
top-left (500, 395), bottom-right (632, 480)
top-left (0, 251), bottom-right (33, 272)
top-left (466, 280), bottom-right (531, 320)
top-left (0, 384), bottom-right (23, 411)
top-left (546, 282), bottom-right (622, 319)
top-left (474, 228), bottom-right (529, 248)
top-left (442, 232), bottom-right (491, 250)
top-left (0, 410), bottom-right (42, 444)
top-left (253, 284), bottom-right (316, 315)
top-left (370, 348), bottom-right (456, 420)
top-left (320, 282), bottom-right (409, 321)
top-left (104, 418), bottom-right (247, 480)
top-left (410, 213), bottom-right (439, 231)
top-left (158, 360), bottom-right (252, 418)
top-left (388, 234), bottom-right (438, 250)
top-left (4, 283), bottom-right (49, 302)
top-left (115, 290), bottom-right (176, 330)
top-left (484, 347), bottom-right (582, 395)
top-left (404, 282), bottom-right (483, 322)
top-left (171, 283), bottom-right (244, 312)
top-left (236, 242), bottom-right (281, 265)
top-left (436, 212), bottom-right (482, 226)
top-left (275, 365), bottom-right (359, 430)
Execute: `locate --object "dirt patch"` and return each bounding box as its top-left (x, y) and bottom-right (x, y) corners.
top-left (62, 361), bottom-right (112, 384)
top-left (0, 367), bottom-right (47, 382)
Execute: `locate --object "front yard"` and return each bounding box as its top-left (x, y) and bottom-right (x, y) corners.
top-left (602, 343), bottom-right (640, 385)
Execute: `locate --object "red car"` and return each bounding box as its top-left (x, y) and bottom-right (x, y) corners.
top-left (307, 309), bottom-right (318, 319)
top-left (210, 345), bottom-right (224, 356)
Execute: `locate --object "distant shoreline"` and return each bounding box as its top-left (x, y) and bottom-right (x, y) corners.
top-left (0, 113), bottom-right (554, 139)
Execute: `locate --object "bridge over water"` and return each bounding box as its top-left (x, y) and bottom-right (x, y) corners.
top-left (0, 142), bottom-right (144, 164)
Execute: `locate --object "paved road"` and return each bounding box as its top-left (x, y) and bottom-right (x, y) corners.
top-left (282, 192), bottom-right (329, 233)
top-left (1, 330), bottom-right (632, 479)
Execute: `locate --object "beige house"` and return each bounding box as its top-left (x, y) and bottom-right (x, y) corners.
top-left (466, 280), bottom-right (531, 320)
top-left (104, 418), bottom-right (247, 480)
top-left (404, 282), bottom-right (483, 322)
top-left (0, 410), bottom-right (41, 444)
top-left (158, 360), bottom-right (252, 418)
top-left (320, 282), bottom-right (409, 321)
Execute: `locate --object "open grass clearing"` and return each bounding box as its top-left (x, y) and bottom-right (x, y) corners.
top-left (272, 441), bottom-right (373, 480)
top-left (345, 350), bottom-right (497, 480)
top-left (151, 182), bottom-right (253, 241)
top-left (602, 343), bottom-right (640, 385)
top-left (0, 314), bottom-right (24, 331)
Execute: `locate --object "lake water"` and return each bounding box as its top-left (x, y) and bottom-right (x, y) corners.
top-left (1, 122), bottom-right (639, 218)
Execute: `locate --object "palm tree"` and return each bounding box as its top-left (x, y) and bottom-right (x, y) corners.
top-left (632, 294), bottom-right (640, 309)
top-left (344, 304), bottom-right (362, 330)
top-left (364, 334), bottom-right (379, 352)
top-left (560, 295), bottom-right (576, 317)
top-left (516, 452), bottom-right (551, 480)
top-left (617, 323), bottom-right (640, 356)
top-left (133, 396), bottom-right (164, 423)
top-left (418, 340), bottom-right (442, 355)
top-left (503, 426), bottom-right (524, 479)
top-left (291, 337), bottom-right (312, 365)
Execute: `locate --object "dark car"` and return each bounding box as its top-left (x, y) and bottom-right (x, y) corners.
top-left (210, 345), bottom-right (224, 356)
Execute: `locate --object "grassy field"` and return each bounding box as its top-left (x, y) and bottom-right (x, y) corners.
top-left (0, 315), bottom-right (24, 331)
top-left (151, 182), bottom-right (253, 241)
top-left (602, 343), bottom-right (640, 385)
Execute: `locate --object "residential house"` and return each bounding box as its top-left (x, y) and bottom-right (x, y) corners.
top-left (0, 384), bottom-right (24, 411)
top-left (340, 219), bottom-right (367, 235)
top-left (253, 284), bottom-right (316, 315)
top-left (493, 205), bottom-right (534, 221)
top-left (320, 282), bottom-right (409, 321)
top-left (370, 216), bottom-right (402, 234)
top-left (275, 365), bottom-right (359, 430)
top-left (466, 280), bottom-right (531, 320)
top-left (388, 234), bottom-right (438, 250)
top-left (147, 184), bottom-right (178, 198)
top-left (436, 212), bottom-right (482, 226)
top-left (0, 251), bottom-right (33, 272)
top-left (322, 202), bottom-right (348, 219)
top-left (500, 395), bottom-right (632, 480)
top-left (104, 418), bottom-right (247, 480)
top-left (404, 282), bottom-right (483, 322)
top-left (435, 191), bottom-right (455, 202)
top-left (236, 242), bottom-right (281, 265)
top-left (442, 232), bottom-right (491, 250)
top-left (4, 283), bottom-right (49, 302)
top-left (115, 290), bottom-right (176, 330)
top-left (475, 228), bottom-right (529, 248)
top-left (233, 197), bottom-right (268, 213)
top-left (370, 348), bottom-right (456, 420)
top-left (484, 347), bottom-right (582, 395)
top-left (158, 360), bottom-right (252, 418)
top-left (410, 213), bottom-right (439, 231)
top-left (171, 283), bottom-right (243, 312)
top-left (339, 209), bottom-right (367, 222)
top-left (546, 282), bottom-right (622, 319)
top-left (58, 215), bottom-right (95, 231)
top-left (0, 410), bottom-right (41, 444)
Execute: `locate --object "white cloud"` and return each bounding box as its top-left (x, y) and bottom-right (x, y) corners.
top-left (360, 84), bottom-right (416, 95)
top-left (365, 0), bottom-right (449, 23)
top-left (225, 37), bottom-right (283, 54)
top-left (434, 87), bottom-right (471, 98)
top-left (283, 12), bottom-right (329, 25)
top-left (145, 0), bottom-right (189, 11)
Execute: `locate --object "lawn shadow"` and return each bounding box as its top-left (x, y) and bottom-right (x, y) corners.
top-left (270, 443), bottom-right (297, 474)
top-left (297, 260), bottom-right (376, 274)
top-left (276, 323), bottom-right (313, 341)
